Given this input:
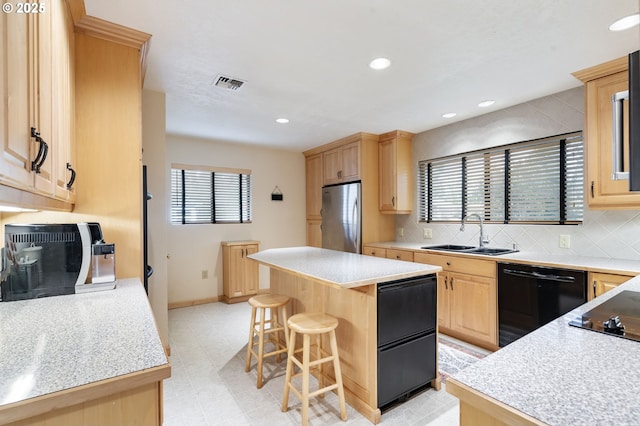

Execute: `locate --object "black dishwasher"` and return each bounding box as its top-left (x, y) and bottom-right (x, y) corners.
top-left (377, 274), bottom-right (436, 410)
top-left (498, 262), bottom-right (587, 347)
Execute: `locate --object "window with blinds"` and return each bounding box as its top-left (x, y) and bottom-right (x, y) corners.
top-left (418, 132), bottom-right (583, 224)
top-left (170, 165), bottom-right (252, 224)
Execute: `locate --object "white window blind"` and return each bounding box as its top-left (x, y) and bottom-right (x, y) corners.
top-left (170, 166), bottom-right (252, 224)
top-left (418, 132), bottom-right (583, 224)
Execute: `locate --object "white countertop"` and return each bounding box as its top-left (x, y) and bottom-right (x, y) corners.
top-left (449, 275), bottom-right (640, 425)
top-left (0, 278), bottom-right (169, 407)
top-left (248, 246), bottom-right (441, 288)
top-left (369, 241), bottom-right (640, 275)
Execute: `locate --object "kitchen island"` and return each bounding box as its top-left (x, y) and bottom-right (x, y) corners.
top-left (248, 246), bottom-right (442, 424)
top-left (446, 274), bottom-right (640, 425)
top-left (0, 278), bottom-right (170, 425)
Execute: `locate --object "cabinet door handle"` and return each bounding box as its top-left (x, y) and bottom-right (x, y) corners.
top-left (590, 181), bottom-right (595, 198)
top-left (450, 277), bottom-right (454, 290)
top-left (444, 276), bottom-right (448, 290)
top-left (612, 90), bottom-right (629, 180)
top-left (593, 280), bottom-right (597, 299)
top-left (30, 127), bottom-right (47, 173)
top-left (36, 140), bottom-right (49, 173)
top-left (392, 196), bottom-right (395, 207)
top-left (66, 163), bottom-right (76, 189)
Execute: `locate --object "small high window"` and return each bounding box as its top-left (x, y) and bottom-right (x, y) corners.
top-left (170, 164), bottom-right (252, 224)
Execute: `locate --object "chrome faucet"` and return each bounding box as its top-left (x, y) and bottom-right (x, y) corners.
top-left (460, 213), bottom-right (490, 248)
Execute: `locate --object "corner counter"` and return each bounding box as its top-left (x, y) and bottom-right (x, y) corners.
top-left (0, 278), bottom-right (171, 425)
top-left (249, 247), bottom-right (441, 424)
top-left (446, 275), bottom-right (640, 425)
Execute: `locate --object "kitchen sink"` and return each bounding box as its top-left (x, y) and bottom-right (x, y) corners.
top-left (420, 244), bottom-right (518, 256)
top-left (420, 244), bottom-right (476, 251)
top-left (465, 247), bottom-right (518, 256)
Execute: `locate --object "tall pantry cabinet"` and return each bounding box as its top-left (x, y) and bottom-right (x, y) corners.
top-left (2, 1), bottom-right (151, 282)
top-left (304, 133), bottom-right (395, 249)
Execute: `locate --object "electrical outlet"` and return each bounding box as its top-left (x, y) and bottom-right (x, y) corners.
top-left (559, 235), bottom-right (571, 249)
top-left (398, 227), bottom-right (404, 237)
top-left (201, 270), bottom-right (208, 279)
top-left (423, 228), bottom-right (433, 239)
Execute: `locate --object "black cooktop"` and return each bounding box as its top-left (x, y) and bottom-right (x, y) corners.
top-left (569, 290), bottom-right (640, 342)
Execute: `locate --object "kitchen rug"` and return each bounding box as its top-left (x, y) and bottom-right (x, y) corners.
top-left (438, 336), bottom-right (488, 382)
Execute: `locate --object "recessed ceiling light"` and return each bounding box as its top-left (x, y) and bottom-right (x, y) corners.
top-left (275, 118), bottom-right (289, 124)
top-left (369, 57), bottom-right (391, 70)
top-left (442, 112), bottom-right (457, 118)
top-left (478, 100), bottom-right (495, 108)
top-left (609, 13), bottom-right (640, 31)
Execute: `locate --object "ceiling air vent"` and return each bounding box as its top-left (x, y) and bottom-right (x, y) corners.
top-left (213, 74), bottom-right (245, 91)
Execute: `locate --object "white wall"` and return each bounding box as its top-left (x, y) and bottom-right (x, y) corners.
top-left (397, 87), bottom-right (640, 261)
top-left (166, 134), bottom-right (306, 305)
top-left (142, 89), bottom-right (169, 346)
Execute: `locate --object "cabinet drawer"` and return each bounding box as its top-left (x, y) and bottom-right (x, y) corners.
top-left (363, 246), bottom-right (386, 258)
top-left (386, 248), bottom-right (414, 262)
top-left (414, 252), bottom-right (496, 278)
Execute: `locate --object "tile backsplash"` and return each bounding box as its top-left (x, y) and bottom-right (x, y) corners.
top-left (395, 86), bottom-right (640, 262)
top-left (396, 209), bottom-right (640, 261)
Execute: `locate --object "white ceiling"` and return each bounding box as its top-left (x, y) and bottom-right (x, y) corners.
top-left (84, 0), bottom-right (639, 152)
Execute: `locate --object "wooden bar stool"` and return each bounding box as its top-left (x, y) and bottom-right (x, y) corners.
top-left (282, 312), bottom-right (347, 426)
top-left (245, 294), bottom-right (290, 388)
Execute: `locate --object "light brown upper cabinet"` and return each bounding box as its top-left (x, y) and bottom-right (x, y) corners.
top-left (323, 141), bottom-right (360, 186)
top-left (52, 0), bottom-right (77, 202)
top-left (305, 153), bottom-right (323, 220)
top-left (0, 1), bottom-right (75, 206)
top-left (573, 56), bottom-right (640, 208)
top-left (379, 130), bottom-right (413, 214)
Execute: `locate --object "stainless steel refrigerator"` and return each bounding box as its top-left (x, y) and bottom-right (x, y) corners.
top-left (321, 182), bottom-right (362, 253)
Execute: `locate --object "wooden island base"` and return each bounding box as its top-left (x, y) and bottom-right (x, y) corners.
top-left (271, 268), bottom-right (440, 424)
top-left (270, 268), bottom-right (381, 423)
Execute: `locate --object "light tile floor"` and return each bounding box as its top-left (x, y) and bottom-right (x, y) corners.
top-left (164, 301), bottom-right (464, 425)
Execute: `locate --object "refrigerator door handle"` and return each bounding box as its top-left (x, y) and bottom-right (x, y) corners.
top-left (352, 197), bottom-right (359, 249)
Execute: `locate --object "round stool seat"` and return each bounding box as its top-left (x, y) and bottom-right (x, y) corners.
top-left (287, 312), bottom-right (338, 335)
top-left (249, 294), bottom-right (290, 309)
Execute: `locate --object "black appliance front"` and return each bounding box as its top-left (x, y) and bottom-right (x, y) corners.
top-left (2, 224), bottom-right (83, 301)
top-left (569, 290), bottom-right (640, 342)
top-left (377, 274), bottom-right (437, 409)
top-left (498, 263), bottom-right (587, 347)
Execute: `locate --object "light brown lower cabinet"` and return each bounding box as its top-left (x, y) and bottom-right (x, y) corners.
top-left (306, 220), bottom-right (322, 248)
top-left (385, 248), bottom-right (414, 262)
top-left (363, 245), bottom-right (386, 258)
top-left (589, 272), bottom-right (633, 300)
top-left (414, 252), bottom-right (497, 348)
top-left (222, 241), bottom-right (259, 303)
top-left (3, 368), bottom-right (168, 426)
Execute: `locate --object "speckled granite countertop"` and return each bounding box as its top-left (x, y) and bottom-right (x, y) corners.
top-left (0, 278), bottom-right (169, 407)
top-left (368, 241), bottom-right (640, 275)
top-left (248, 246), bottom-right (441, 288)
top-left (449, 275), bottom-right (640, 425)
